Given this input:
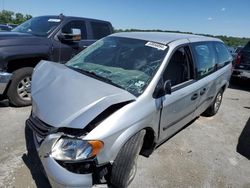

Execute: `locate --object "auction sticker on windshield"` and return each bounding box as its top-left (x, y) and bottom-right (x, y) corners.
top-left (135, 80), bottom-right (145, 87)
top-left (145, 42), bottom-right (167, 50)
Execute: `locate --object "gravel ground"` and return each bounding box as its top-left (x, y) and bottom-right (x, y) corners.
top-left (0, 82), bottom-right (249, 188)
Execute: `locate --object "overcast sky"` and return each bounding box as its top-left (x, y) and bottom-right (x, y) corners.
top-left (3, 0), bottom-right (250, 38)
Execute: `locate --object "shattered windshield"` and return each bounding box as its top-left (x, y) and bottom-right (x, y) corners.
top-left (66, 36), bottom-right (168, 96)
top-left (12, 16), bottom-right (61, 37)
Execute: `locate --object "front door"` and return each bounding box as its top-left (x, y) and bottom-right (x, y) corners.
top-left (158, 46), bottom-right (200, 142)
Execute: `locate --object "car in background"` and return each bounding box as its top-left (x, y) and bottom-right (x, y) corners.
top-left (0, 24), bottom-right (12, 31)
top-left (232, 41), bottom-right (250, 80)
top-left (227, 46), bottom-right (235, 55)
top-left (231, 46), bottom-right (243, 60)
top-left (235, 46), bottom-right (243, 54)
top-left (7, 23), bottom-right (18, 29)
top-left (0, 14), bottom-right (113, 107)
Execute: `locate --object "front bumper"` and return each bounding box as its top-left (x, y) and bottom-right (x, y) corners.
top-left (26, 119), bottom-right (94, 188)
top-left (232, 69), bottom-right (250, 79)
top-left (41, 156), bottom-right (93, 188)
top-left (37, 134), bottom-right (94, 188)
top-left (0, 72), bottom-right (12, 94)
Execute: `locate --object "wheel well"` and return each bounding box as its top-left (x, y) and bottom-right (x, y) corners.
top-left (7, 57), bottom-right (46, 72)
top-left (140, 127), bottom-right (156, 157)
top-left (221, 84), bottom-right (227, 92)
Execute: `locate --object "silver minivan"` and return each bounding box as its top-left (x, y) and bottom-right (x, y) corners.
top-left (27, 32), bottom-right (232, 188)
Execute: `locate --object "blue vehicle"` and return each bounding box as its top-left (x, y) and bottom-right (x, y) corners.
top-left (0, 15), bottom-right (113, 106)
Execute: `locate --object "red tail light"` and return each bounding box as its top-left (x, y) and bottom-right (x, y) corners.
top-left (236, 54), bottom-right (241, 65)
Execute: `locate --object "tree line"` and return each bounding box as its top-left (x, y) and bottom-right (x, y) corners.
top-left (0, 10), bottom-right (32, 25)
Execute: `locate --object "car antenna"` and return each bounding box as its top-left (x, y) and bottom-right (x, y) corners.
top-left (59, 13), bottom-right (64, 18)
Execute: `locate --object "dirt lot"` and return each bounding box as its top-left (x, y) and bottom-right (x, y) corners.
top-left (0, 83), bottom-right (249, 188)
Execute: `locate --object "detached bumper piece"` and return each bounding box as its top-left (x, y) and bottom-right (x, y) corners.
top-left (0, 72), bottom-right (12, 94)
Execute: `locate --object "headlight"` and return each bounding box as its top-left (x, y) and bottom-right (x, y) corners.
top-left (51, 137), bottom-right (104, 161)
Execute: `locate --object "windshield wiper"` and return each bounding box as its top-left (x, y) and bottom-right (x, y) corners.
top-left (68, 66), bottom-right (124, 90)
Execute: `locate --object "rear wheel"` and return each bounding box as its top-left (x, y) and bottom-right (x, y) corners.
top-left (203, 89), bottom-right (223, 116)
top-left (7, 67), bottom-right (33, 107)
top-left (109, 130), bottom-right (146, 188)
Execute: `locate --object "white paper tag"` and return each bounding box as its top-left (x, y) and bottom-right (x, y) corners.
top-left (135, 80), bottom-right (145, 87)
top-left (145, 42), bottom-right (167, 50)
top-left (48, 19), bottom-right (61, 22)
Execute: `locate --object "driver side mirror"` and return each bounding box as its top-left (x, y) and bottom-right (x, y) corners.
top-left (163, 80), bottom-right (172, 95)
top-left (153, 79), bottom-right (172, 98)
top-left (58, 28), bottom-right (81, 42)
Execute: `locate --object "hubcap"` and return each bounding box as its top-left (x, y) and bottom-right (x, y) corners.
top-left (17, 76), bottom-right (31, 101)
top-left (214, 92), bottom-right (222, 112)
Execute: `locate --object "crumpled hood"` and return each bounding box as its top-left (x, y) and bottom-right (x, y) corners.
top-left (31, 61), bottom-right (136, 129)
top-left (0, 32), bottom-right (49, 47)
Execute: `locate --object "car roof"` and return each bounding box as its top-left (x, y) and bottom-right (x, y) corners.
top-left (36, 15), bottom-right (112, 24)
top-left (111, 32), bottom-right (222, 45)
top-left (65, 17), bottom-right (112, 24)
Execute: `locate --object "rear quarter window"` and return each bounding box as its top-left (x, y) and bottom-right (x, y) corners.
top-left (214, 42), bottom-right (232, 69)
top-left (192, 42), bottom-right (216, 78)
top-left (90, 22), bottom-right (111, 39)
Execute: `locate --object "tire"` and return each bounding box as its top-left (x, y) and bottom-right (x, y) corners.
top-left (110, 130), bottom-right (146, 188)
top-left (203, 89), bottom-right (223, 117)
top-left (7, 67), bottom-right (33, 107)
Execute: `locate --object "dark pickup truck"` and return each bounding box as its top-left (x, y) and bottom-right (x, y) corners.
top-left (232, 41), bottom-right (250, 81)
top-left (0, 15), bottom-right (113, 106)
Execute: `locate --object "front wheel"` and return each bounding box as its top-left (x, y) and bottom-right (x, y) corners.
top-left (7, 67), bottom-right (33, 107)
top-left (109, 130), bottom-right (146, 188)
top-left (203, 89), bottom-right (223, 117)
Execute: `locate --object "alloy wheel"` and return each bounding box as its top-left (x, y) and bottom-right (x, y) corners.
top-left (214, 92), bottom-right (222, 113)
top-left (17, 76), bottom-right (31, 101)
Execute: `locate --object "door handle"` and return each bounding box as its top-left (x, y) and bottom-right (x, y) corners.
top-left (191, 93), bottom-right (198, 100)
top-left (200, 88), bottom-right (207, 96)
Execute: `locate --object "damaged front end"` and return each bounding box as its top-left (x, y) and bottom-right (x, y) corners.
top-left (27, 101), bottom-right (133, 186)
top-left (27, 115), bottom-right (112, 187)
top-left (27, 61), bottom-right (137, 187)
